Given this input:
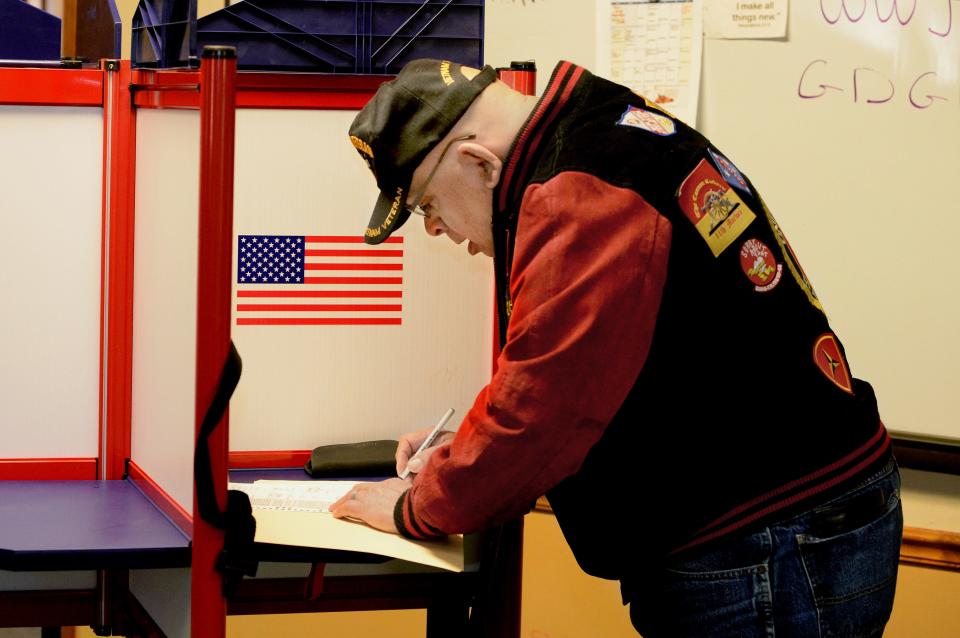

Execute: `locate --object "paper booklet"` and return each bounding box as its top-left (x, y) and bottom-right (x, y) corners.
top-left (228, 480), bottom-right (464, 572)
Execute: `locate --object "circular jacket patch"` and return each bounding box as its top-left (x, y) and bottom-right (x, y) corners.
top-left (739, 238), bottom-right (782, 292)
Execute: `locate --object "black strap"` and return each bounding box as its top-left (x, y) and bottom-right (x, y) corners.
top-left (193, 341), bottom-right (258, 594)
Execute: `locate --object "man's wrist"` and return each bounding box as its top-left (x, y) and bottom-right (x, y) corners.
top-left (393, 489), bottom-right (417, 539)
top-left (394, 487), bottom-right (446, 539)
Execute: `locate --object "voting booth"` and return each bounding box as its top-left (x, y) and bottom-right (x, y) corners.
top-left (0, 60), bottom-right (192, 633)
top-left (9, 2), bottom-right (956, 636)
top-left (0, 29), bottom-right (529, 632)
top-left (130, 50), bottom-right (517, 638)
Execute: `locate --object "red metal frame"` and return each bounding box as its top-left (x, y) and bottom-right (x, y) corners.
top-left (2, 58), bottom-right (534, 633)
top-left (229, 450), bottom-right (312, 469)
top-left (192, 49), bottom-right (238, 638)
top-left (0, 67), bottom-right (103, 106)
top-left (0, 458), bottom-right (97, 480)
top-left (131, 69), bottom-right (387, 110)
top-left (1, 67), bottom-right (105, 481)
top-left (101, 60), bottom-right (138, 481)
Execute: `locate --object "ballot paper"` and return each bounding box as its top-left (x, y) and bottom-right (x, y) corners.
top-left (228, 479), bottom-right (359, 512)
top-left (228, 480), bottom-right (464, 572)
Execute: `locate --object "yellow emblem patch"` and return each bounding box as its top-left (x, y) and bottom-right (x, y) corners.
top-left (756, 194), bottom-right (825, 314)
top-left (677, 159), bottom-right (756, 257)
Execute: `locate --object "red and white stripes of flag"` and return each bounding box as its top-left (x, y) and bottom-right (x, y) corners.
top-left (236, 235), bottom-right (403, 326)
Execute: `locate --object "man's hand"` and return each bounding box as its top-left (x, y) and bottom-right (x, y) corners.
top-left (396, 427), bottom-right (456, 477)
top-left (329, 478), bottom-right (412, 534)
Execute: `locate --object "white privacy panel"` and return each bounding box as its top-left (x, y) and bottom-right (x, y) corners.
top-left (230, 109), bottom-right (494, 450)
top-left (130, 109), bottom-right (200, 511)
top-left (0, 106), bottom-right (102, 457)
top-left (130, 106), bottom-right (495, 508)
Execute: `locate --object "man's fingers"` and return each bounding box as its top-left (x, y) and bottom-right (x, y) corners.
top-left (328, 480), bottom-right (404, 534)
top-left (331, 487), bottom-right (358, 510)
top-left (330, 486), bottom-right (359, 514)
top-left (396, 438), bottom-right (417, 475)
top-left (405, 442), bottom-right (448, 475)
top-left (396, 427), bottom-right (431, 475)
top-left (396, 429), bottom-right (456, 476)
top-left (330, 498), bottom-right (363, 520)
top-left (407, 456), bottom-right (424, 474)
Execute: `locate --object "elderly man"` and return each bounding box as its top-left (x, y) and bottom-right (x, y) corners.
top-left (331, 59), bottom-right (901, 638)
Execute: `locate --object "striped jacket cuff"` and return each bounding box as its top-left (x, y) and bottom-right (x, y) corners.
top-left (394, 488), bottom-right (445, 540)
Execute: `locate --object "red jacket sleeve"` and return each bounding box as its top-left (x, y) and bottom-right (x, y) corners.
top-left (397, 172), bottom-right (672, 539)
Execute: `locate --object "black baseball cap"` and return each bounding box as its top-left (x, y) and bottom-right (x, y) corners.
top-left (349, 59), bottom-right (498, 244)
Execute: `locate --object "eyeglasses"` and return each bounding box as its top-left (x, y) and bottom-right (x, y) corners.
top-left (406, 133), bottom-right (477, 218)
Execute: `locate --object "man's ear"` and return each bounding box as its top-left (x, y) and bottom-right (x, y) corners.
top-left (458, 142), bottom-right (502, 189)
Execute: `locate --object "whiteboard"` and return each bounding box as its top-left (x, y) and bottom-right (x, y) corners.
top-left (699, 2), bottom-right (960, 442)
top-left (485, 1), bottom-right (960, 442)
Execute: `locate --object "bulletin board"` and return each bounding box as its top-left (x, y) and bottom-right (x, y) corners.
top-left (484, 0), bottom-right (960, 443)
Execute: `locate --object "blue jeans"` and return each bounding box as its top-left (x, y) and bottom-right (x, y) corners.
top-left (624, 460), bottom-right (903, 638)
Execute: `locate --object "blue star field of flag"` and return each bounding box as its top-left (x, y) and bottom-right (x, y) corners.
top-left (238, 235), bottom-right (305, 284)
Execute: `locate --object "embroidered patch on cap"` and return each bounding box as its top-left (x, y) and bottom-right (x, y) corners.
top-left (708, 148), bottom-right (749, 194)
top-left (739, 238), bottom-right (782, 292)
top-left (677, 159), bottom-right (757, 257)
top-left (813, 333), bottom-right (854, 394)
top-left (617, 105), bottom-right (676, 136)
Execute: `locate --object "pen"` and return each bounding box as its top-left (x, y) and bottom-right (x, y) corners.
top-left (399, 407), bottom-right (456, 479)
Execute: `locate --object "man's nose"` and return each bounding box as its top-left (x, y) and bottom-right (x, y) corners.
top-left (424, 215), bottom-right (445, 237)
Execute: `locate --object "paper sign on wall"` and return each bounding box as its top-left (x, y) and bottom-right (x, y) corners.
top-left (597, 0), bottom-right (704, 126)
top-left (705, 0), bottom-right (788, 39)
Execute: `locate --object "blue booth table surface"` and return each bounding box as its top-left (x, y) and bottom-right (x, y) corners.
top-left (0, 480), bottom-right (190, 571)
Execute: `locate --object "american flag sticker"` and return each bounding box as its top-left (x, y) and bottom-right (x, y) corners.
top-left (236, 235), bottom-right (403, 326)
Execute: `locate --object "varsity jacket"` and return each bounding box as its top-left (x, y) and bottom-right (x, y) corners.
top-left (394, 61), bottom-right (891, 579)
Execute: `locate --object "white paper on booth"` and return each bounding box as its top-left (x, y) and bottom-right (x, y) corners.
top-left (229, 480), bottom-right (464, 571)
top-left (229, 480), bottom-right (360, 512)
